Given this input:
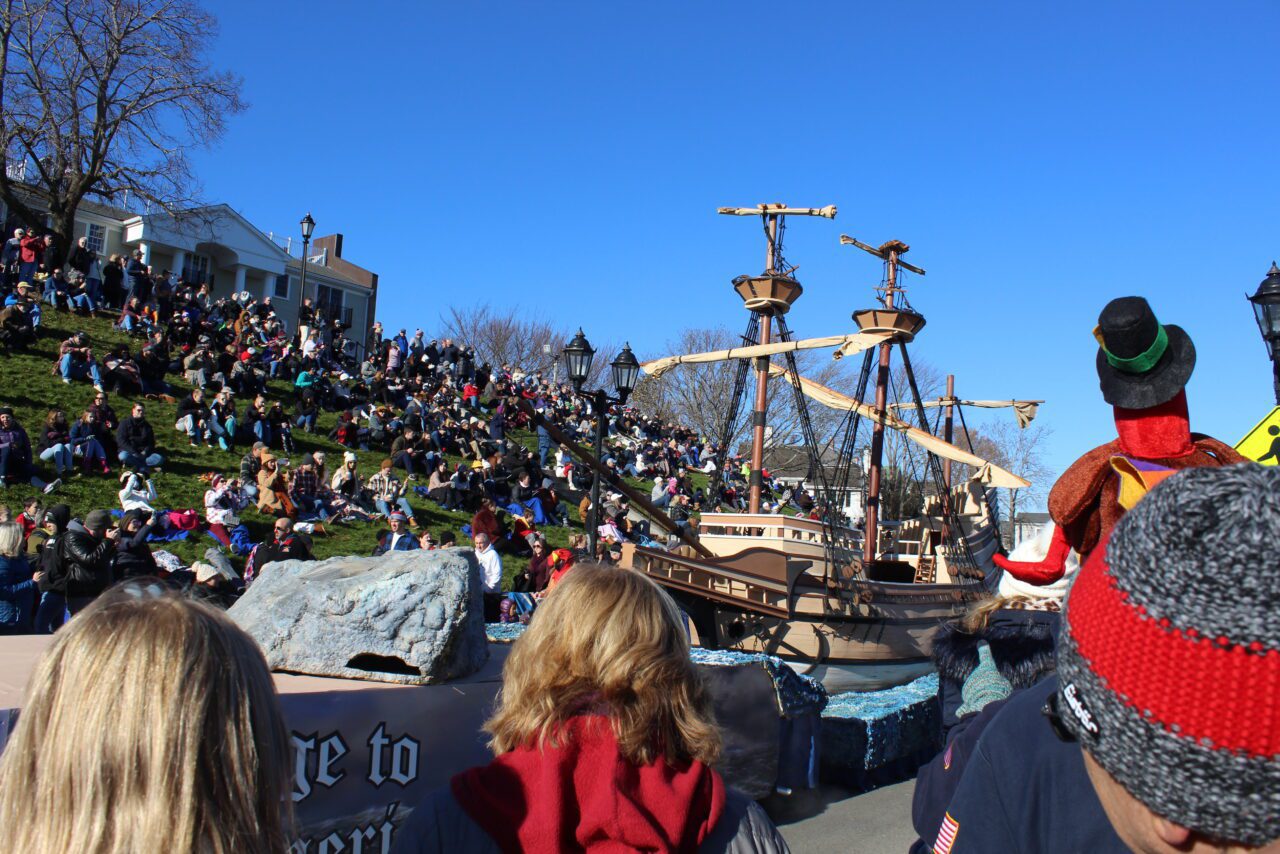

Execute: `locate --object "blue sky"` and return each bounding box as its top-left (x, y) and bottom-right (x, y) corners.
top-left (192, 1), bottom-right (1280, 495)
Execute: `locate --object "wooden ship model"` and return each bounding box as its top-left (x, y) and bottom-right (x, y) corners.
top-left (616, 203), bottom-right (1040, 688)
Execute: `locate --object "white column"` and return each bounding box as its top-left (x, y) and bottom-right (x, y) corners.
top-left (263, 271), bottom-right (276, 300)
top-left (171, 249), bottom-right (187, 279)
top-left (140, 243), bottom-right (151, 265)
top-left (232, 264), bottom-right (246, 295)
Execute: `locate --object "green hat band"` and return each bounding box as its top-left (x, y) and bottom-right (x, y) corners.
top-left (1094, 323), bottom-right (1169, 375)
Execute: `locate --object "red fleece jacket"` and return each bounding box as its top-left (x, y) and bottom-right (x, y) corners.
top-left (451, 715), bottom-right (726, 854)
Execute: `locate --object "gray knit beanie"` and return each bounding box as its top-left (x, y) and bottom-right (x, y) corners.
top-left (1056, 463), bottom-right (1280, 846)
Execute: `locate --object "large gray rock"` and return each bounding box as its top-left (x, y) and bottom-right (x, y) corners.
top-left (228, 547), bottom-right (488, 685)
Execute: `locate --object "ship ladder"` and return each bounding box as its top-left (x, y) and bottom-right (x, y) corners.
top-left (914, 555), bottom-right (937, 584)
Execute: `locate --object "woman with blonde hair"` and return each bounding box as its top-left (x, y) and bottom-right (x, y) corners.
top-left (0, 585), bottom-right (293, 853)
top-left (392, 564), bottom-right (788, 854)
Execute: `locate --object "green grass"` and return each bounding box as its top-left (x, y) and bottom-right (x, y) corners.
top-left (0, 309), bottom-right (587, 588)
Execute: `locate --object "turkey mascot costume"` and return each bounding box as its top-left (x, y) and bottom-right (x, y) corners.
top-left (993, 296), bottom-right (1245, 583)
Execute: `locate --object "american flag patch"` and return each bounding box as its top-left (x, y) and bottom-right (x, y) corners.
top-left (935, 812), bottom-right (959, 854)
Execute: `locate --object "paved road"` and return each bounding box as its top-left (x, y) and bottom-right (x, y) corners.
top-left (762, 780), bottom-right (918, 853)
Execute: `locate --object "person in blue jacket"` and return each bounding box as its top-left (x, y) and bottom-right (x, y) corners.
top-left (0, 520), bottom-right (38, 633)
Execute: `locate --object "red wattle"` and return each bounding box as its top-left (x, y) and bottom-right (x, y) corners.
top-left (1114, 391), bottom-right (1195, 459)
top-left (993, 524), bottom-right (1071, 585)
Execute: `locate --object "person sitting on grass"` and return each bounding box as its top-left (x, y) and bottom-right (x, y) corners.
top-left (211, 387), bottom-right (237, 452)
top-left (57, 331), bottom-right (104, 392)
top-left (288, 456), bottom-right (329, 521)
top-left (116, 401), bottom-right (165, 472)
top-left (374, 512), bottom-right (419, 556)
top-left (175, 387), bottom-right (215, 447)
top-left (204, 475), bottom-right (250, 549)
top-left (254, 517), bottom-right (314, 570)
top-left (0, 408), bottom-right (56, 493)
top-left (112, 510), bottom-right (161, 580)
top-left (330, 451), bottom-right (365, 502)
top-left (118, 470), bottom-right (158, 514)
top-left (256, 455), bottom-right (295, 520)
top-left (391, 564), bottom-right (788, 854)
top-left (37, 409), bottom-right (75, 483)
top-left (368, 459), bottom-right (417, 526)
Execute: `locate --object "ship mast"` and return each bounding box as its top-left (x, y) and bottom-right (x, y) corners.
top-left (840, 234), bottom-right (927, 564)
top-left (718, 203), bottom-right (836, 514)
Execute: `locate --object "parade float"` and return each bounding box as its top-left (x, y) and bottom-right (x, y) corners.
top-left (616, 204), bottom-right (1040, 690)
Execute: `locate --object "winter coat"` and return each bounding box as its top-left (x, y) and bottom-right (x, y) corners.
top-left (931, 608), bottom-right (1059, 736)
top-left (255, 532), bottom-right (313, 568)
top-left (116, 415), bottom-right (157, 456)
top-left (257, 461), bottom-right (289, 515)
top-left (389, 786), bottom-right (788, 854)
top-left (113, 520), bottom-right (159, 579)
top-left (0, 554), bottom-right (37, 631)
top-left (59, 528), bottom-right (116, 597)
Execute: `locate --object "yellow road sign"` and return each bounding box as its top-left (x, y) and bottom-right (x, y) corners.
top-left (1236, 406), bottom-right (1280, 466)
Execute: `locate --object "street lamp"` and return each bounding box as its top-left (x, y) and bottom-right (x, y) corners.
top-left (298, 212), bottom-right (315, 330)
top-left (561, 331), bottom-right (640, 555)
top-left (1248, 261), bottom-right (1280, 404)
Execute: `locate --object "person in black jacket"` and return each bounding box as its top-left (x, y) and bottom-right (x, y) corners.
top-left (116, 401), bottom-right (165, 471)
top-left (112, 509), bottom-right (159, 580)
top-left (32, 504), bottom-right (71, 633)
top-left (254, 518), bottom-right (314, 570)
top-left (59, 509), bottom-right (118, 615)
top-left (175, 387), bottom-right (213, 447)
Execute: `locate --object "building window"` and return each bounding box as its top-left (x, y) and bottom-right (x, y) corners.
top-left (273, 274), bottom-right (290, 300)
top-left (316, 283), bottom-right (345, 323)
top-left (183, 253), bottom-right (211, 286)
top-left (85, 222), bottom-right (106, 253)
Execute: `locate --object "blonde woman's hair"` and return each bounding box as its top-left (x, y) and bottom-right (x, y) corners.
top-left (485, 564), bottom-right (720, 768)
top-left (0, 586), bottom-right (293, 854)
top-left (0, 521), bottom-right (21, 557)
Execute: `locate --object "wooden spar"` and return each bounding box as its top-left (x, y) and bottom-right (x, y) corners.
top-left (719, 204), bottom-right (837, 219)
top-left (513, 398), bottom-right (715, 558)
top-left (943, 374), bottom-right (955, 489)
top-left (840, 235), bottom-right (926, 276)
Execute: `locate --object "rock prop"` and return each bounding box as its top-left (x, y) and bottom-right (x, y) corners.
top-left (229, 547), bottom-right (488, 685)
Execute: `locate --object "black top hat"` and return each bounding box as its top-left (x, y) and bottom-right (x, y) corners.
top-left (1094, 296), bottom-right (1195, 410)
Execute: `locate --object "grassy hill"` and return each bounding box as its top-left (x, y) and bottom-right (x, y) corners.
top-left (0, 308), bottom-right (590, 587)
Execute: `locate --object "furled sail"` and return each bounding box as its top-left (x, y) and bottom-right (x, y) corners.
top-left (887, 398), bottom-right (1043, 428)
top-left (767, 366), bottom-right (1032, 489)
top-left (641, 331), bottom-right (895, 379)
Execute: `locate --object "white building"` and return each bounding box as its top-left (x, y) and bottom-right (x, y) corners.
top-left (1, 192), bottom-right (379, 351)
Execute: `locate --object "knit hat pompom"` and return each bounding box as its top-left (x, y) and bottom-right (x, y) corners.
top-left (1057, 463), bottom-right (1280, 846)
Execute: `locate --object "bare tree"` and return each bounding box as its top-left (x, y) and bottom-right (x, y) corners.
top-left (438, 303), bottom-right (619, 389)
top-left (979, 420), bottom-right (1054, 546)
top-left (440, 304), bottom-right (560, 373)
top-left (0, 0), bottom-right (245, 266)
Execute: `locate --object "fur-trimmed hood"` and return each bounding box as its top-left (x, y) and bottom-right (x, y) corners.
top-left (933, 608), bottom-right (1060, 691)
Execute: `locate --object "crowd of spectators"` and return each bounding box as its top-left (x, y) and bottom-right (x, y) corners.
top-left (0, 234), bottom-right (825, 632)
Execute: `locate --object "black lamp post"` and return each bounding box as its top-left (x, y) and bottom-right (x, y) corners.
top-left (298, 212), bottom-right (315, 325)
top-left (1248, 262), bottom-right (1280, 405)
top-left (562, 329), bottom-right (640, 555)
